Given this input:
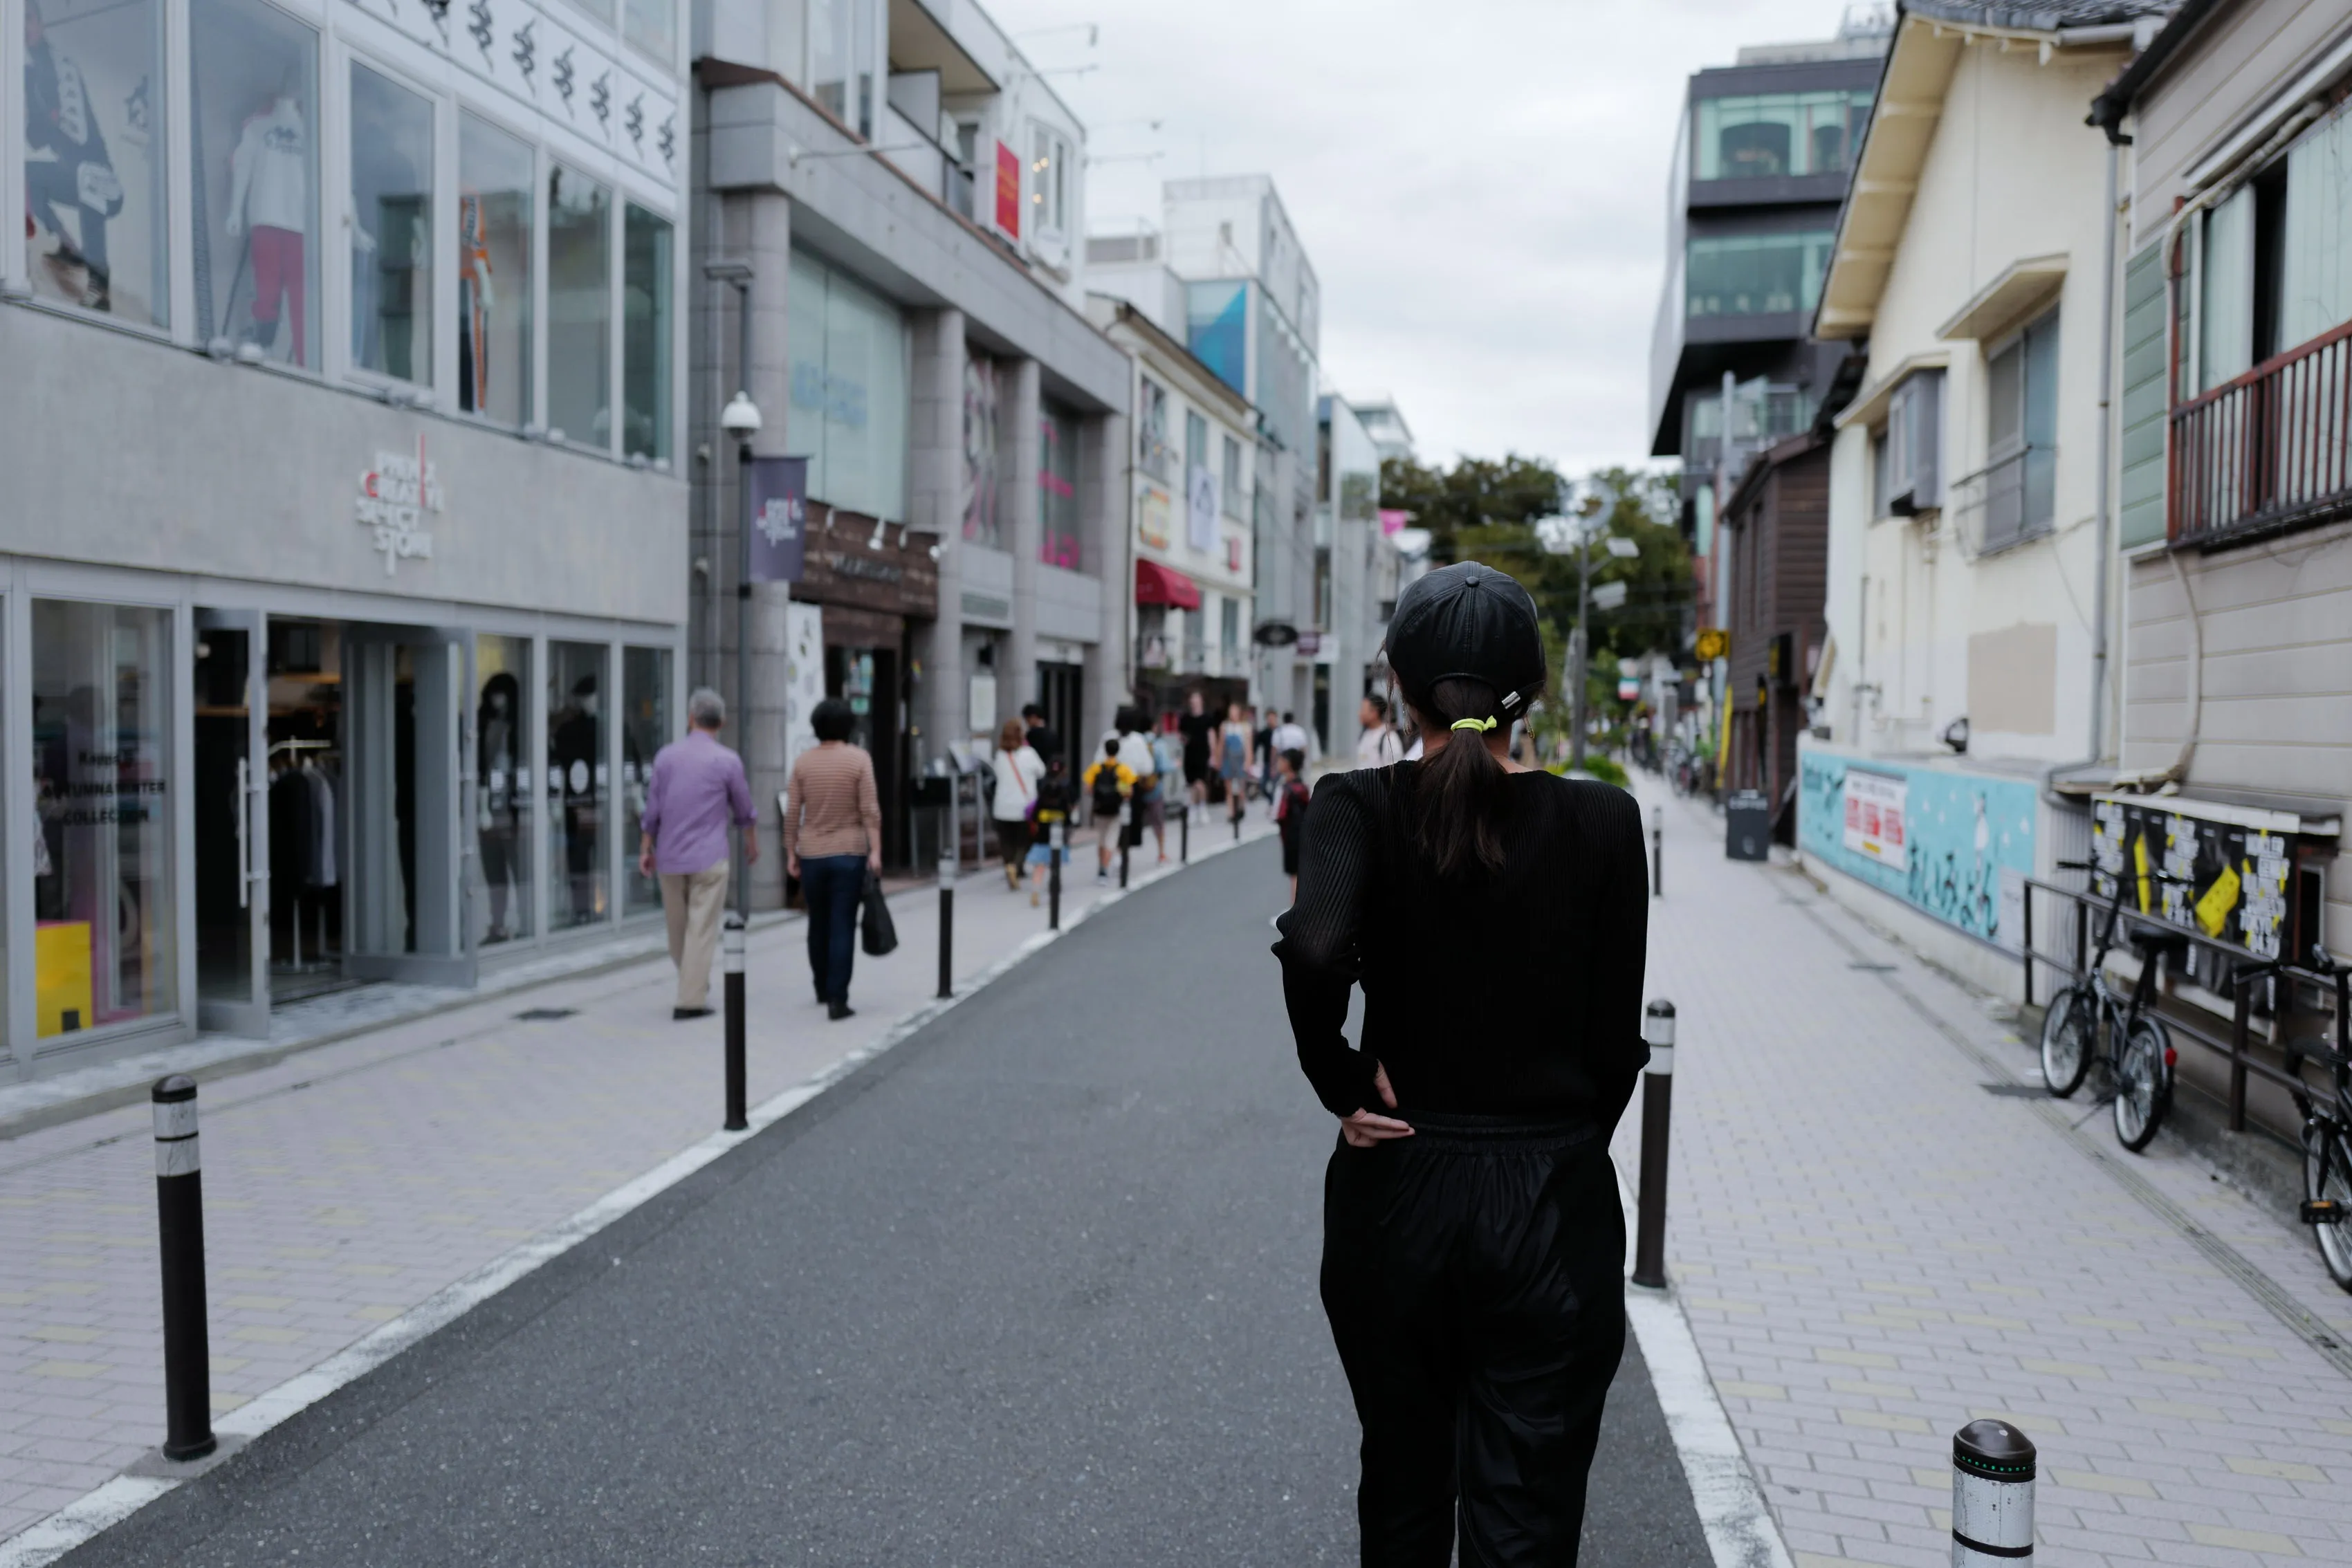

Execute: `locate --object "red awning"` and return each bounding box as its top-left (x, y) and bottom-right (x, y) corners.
top-left (1134, 559), bottom-right (1202, 610)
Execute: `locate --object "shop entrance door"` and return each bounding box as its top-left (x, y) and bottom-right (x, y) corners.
top-left (194, 609), bottom-right (270, 1036)
top-left (344, 625), bottom-right (475, 986)
top-left (1035, 661), bottom-right (1083, 780)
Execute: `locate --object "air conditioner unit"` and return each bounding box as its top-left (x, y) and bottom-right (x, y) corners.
top-left (1885, 370), bottom-right (1944, 515)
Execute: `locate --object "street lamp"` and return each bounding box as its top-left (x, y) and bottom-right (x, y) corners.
top-left (1540, 511), bottom-right (1637, 771)
top-left (706, 259), bottom-right (759, 914)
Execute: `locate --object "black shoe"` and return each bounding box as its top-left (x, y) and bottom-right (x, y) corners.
top-left (673, 1006), bottom-right (714, 1020)
top-left (827, 1000), bottom-right (855, 1021)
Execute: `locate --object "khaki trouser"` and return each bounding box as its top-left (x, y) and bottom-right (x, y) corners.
top-left (661, 861), bottom-right (732, 1009)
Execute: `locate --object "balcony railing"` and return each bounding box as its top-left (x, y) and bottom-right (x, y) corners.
top-left (2171, 316), bottom-right (2352, 547)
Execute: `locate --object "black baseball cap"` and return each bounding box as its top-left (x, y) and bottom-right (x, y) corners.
top-left (1383, 561), bottom-right (1546, 715)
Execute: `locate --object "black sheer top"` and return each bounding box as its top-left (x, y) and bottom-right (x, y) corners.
top-left (1271, 766), bottom-right (1651, 1125)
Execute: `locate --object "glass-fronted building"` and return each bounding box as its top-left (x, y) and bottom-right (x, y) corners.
top-left (1, 0), bottom-right (691, 1076)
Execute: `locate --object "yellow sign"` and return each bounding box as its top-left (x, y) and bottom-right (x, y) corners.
top-left (1695, 628), bottom-right (1729, 662)
top-left (37, 921), bottom-right (93, 1037)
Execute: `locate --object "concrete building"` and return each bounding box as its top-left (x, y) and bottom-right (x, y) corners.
top-left (3, 0), bottom-right (694, 1074)
top-left (1349, 396), bottom-right (1415, 466)
top-left (1800, 1), bottom-right (2169, 995)
top-left (1315, 393), bottom-right (1399, 759)
top-left (692, 0), bottom-right (1130, 896)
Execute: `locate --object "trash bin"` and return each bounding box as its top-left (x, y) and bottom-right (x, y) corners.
top-left (1725, 788), bottom-right (1770, 861)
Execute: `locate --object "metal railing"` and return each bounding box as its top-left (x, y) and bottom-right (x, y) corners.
top-left (2170, 315), bottom-right (2352, 548)
top-left (2021, 874), bottom-right (2343, 1134)
top-left (1949, 445), bottom-right (2053, 557)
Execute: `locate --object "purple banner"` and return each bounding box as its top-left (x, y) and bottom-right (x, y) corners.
top-left (747, 456), bottom-right (809, 584)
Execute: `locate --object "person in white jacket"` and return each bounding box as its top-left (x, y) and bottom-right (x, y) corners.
top-left (988, 719), bottom-right (1045, 893)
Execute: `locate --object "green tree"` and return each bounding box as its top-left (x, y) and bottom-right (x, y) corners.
top-left (1379, 453), bottom-right (1568, 566)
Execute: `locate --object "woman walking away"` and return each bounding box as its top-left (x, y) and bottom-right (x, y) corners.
top-left (989, 718), bottom-right (1044, 891)
top-left (784, 698), bottom-right (883, 1020)
top-left (1272, 560), bottom-right (1650, 1566)
top-left (1218, 703), bottom-right (1251, 833)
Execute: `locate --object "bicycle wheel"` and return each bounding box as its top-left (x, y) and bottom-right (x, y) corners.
top-left (2039, 986), bottom-right (2094, 1097)
top-left (2304, 1125), bottom-right (2352, 1293)
top-left (2113, 1015), bottom-right (2173, 1152)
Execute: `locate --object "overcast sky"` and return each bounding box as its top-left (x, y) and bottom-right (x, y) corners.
top-left (984, 0), bottom-right (1862, 476)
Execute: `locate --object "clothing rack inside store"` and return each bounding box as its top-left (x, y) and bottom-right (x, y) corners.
top-left (268, 738), bottom-right (338, 970)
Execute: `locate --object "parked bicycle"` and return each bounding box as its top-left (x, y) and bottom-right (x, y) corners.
top-left (2254, 948), bottom-right (2352, 1292)
top-left (2039, 858), bottom-right (2182, 1152)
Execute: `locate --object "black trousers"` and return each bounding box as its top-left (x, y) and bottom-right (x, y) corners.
top-left (1321, 1116), bottom-right (1625, 1567)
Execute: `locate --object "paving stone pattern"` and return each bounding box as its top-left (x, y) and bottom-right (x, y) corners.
top-left (0, 818), bottom-right (1266, 1547)
top-left (1618, 779), bottom-right (2352, 1567)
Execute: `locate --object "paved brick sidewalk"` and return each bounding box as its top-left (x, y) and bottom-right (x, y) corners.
top-left (1616, 776), bottom-right (2352, 1567)
top-left (0, 815), bottom-right (1283, 1547)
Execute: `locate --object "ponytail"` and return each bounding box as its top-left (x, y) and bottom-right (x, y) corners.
top-left (1404, 675), bottom-right (1536, 878)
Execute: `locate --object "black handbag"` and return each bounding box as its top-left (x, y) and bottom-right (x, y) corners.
top-left (860, 871), bottom-right (899, 957)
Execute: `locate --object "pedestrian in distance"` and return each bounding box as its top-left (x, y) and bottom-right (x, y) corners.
top-left (783, 698), bottom-right (883, 1021)
top-left (1177, 689), bottom-right (1219, 820)
top-left (1273, 746), bottom-right (1310, 903)
top-left (636, 688), bottom-right (757, 1020)
top-left (1274, 709), bottom-right (1311, 762)
top-left (1025, 752), bottom-right (1074, 906)
top-left (1253, 708), bottom-right (1276, 803)
top-left (1081, 735), bottom-right (1137, 884)
top-left (1021, 701), bottom-right (1061, 777)
top-left (1110, 705), bottom-right (1159, 862)
top-left (1218, 702), bottom-right (1251, 833)
top-left (989, 718), bottom-right (1044, 892)
top-left (1273, 560), bottom-right (1650, 1566)
top-left (1355, 693), bottom-right (1404, 768)
top-left (1148, 723), bottom-right (1183, 862)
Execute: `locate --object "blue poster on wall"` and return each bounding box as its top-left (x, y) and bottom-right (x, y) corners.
top-left (1798, 748), bottom-right (2038, 948)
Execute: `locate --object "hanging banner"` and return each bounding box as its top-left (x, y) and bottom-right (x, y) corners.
top-left (995, 142), bottom-right (1022, 238)
top-left (747, 456), bottom-right (808, 583)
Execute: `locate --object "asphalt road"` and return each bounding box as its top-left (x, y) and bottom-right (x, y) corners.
top-left (66, 840), bottom-right (1708, 1565)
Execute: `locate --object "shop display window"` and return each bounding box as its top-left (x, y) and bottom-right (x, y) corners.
top-left (547, 165), bottom-right (612, 448)
top-left (31, 600), bottom-right (176, 1039)
top-left (459, 114), bottom-right (535, 427)
top-left (24, 0), bottom-right (168, 325)
top-left (622, 203), bottom-right (672, 463)
top-left (1039, 401), bottom-right (1081, 568)
top-left (475, 635), bottom-right (534, 946)
top-left (621, 647), bottom-right (671, 916)
top-left (349, 62), bottom-right (434, 384)
top-left (547, 642), bottom-right (607, 927)
top-left (189, 0), bottom-right (317, 366)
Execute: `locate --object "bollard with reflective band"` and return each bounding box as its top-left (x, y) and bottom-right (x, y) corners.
top-left (1632, 1000), bottom-right (1675, 1289)
top-left (151, 1076), bottom-right (216, 1461)
top-left (1651, 805), bottom-right (1664, 898)
top-left (1049, 822), bottom-right (1065, 930)
top-left (1118, 801), bottom-right (1132, 889)
top-left (1952, 1420), bottom-right (2035, 1564)
top-left (722, 914), bottom-right (747, 1132)
top-left (1179, 806), bottom-right (1189, 864)
top-left (937, 853), bottom-right (956, 999)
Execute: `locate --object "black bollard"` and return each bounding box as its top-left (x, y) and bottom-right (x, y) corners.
top-left (722, 914), bottom-right (747, 1132)
top-left (1180, 804), bottom-right (1190, 864)
top-left (937, 851), bottom-right (955, 999)
top-left (151, 1076), bottom-right (216, 1461)
top-left (1119, 800), bottom-right (1131, 889)
top-left (1632, 999), bottom-right (1675, 1289)
top-left (1048, 822), bottom-right (1064, 930)
top-left (1232, 805), bottom-right (1240, 843)
top-left (1652, 805), bottom-right (1664, 898)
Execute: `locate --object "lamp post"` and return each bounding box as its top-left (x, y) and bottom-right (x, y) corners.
top-left (705, 260), bottom-right (758, 915)
top-left (1539, 508), bottom-right (1638, 772)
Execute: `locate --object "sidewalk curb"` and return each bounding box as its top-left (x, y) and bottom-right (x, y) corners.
top-left (1611, 1161), bottom-right (1799, 1568)
top-left (0, 819), bottom-right (1275, 1568)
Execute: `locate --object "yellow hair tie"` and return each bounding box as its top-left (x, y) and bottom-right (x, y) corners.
top-left (1451, 717), bottom-right (1497, 732)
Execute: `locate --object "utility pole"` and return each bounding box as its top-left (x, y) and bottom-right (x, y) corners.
top-left (1570, 525), bottom-right (1591, 771)
top-left (706, 260), bottom-right (759, 916)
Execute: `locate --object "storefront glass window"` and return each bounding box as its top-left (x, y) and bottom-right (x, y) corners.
top-left (621, 647), bottom-right (671, 916)
top-left (1684, 231), bottom-right (1834, 320)
top-left (459, 113), bottom-right (533, 426)
top-left (624, 0), bottom-right (674, 62)
top-left (1694, 91), bottom-right (1875, 181)
top-left (787, 248), bottom-right (909, 519)
top-left (623, 203), bottom-right (672, 463)
top-left (24, 0), bottom-right (167, 324)
top-left (475, 635), bottom-right (533, 946)
top-left (963, 354), bottom-right (1000, 546)
top-left (548, 165), bottom-right (612, 449)
top-left (191, 0), bottom-right (315, 366)
top-left (547, 642), bottom-right (607, 927)
top-left (31, 600), bottom-right (176, 1038)
top-left (350, 62), bottom-right (433, 383)
top-left (1039, 401), bottom-right (1081, 568)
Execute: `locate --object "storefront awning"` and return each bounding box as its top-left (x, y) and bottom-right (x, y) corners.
top-left (1134, 560), bottom-right (1201, 610)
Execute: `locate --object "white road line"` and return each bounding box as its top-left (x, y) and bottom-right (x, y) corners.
top-left (0, 827), bottom-right (1273, 1567)
top-left (1613, 1161), bottom-right (1797, 1568)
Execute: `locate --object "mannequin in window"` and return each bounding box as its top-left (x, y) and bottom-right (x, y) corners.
top-left (553, 675), bottom-right (602, 923)
top-left (23, 0), bottom-right (125, 312)
top-left (458, 192), bottom-right (495, 413)
top-left (477, 674), bottom-right (522, 941)
top-left (226, 73), bottom-right (308, 362)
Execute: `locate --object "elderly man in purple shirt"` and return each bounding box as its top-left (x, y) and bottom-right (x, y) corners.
top-left (637, 688), bottom-right (757, 1020)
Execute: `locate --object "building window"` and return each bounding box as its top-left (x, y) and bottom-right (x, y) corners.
top-left (1030, 122), bottom-right (1069, 239)
top-left (1184, 408), bottom-right (1209, 477)
top-left (623, 204), bottom-right (672, 463)
top-left (546, 164), bottom-right (611, 448)
top-left (809, 0), bottom-right (875, 140)
top-left (1983, 310), bottom-right (2059, 549)
top-left (458, 113), bottom-right (533, 425)
top-left (1220, 596), bottom-right (1240, 658)
top-left (963, 353), bottom-right (1000, 546)
top-left (350, 62), bottom-right (434, 383)
top-left (24, 0), bottom-right (167, 324)
top-left (1138, 377), bottom-right (1172, 481)
top-left (475, 635), bottom-right (534, 946)
top-left (1039, 401), bottom-right (1081, 568)
top-left (1186, 280), bottom-right (1247, 394)
top-left (32, 599), bottom-right (176, 1038)
top-left (1222, 434), bottom-right (1245, 519)
top-left (621, 647), bottom-right (671, 916)
top-left (1685, 232), bottom-right (1834, 319)
top-left (193, 0), bottom-right (315, 365)
top-left (1694, 91), bottom-right (1874, 181)
top-left (624, 0), bottom-right (675, 62)
top-left (548, 643), bottom-right (607, 928)
top-left (787, 248), bottom-right (910, 519)
top-left (564, 0), bottom-right (616, 25)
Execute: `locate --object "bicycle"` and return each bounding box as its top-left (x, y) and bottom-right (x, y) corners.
top-left (2272, 948), bottom-right (2352, 1292)
top-left (2039, 859), bottom-right (2183, 1152)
